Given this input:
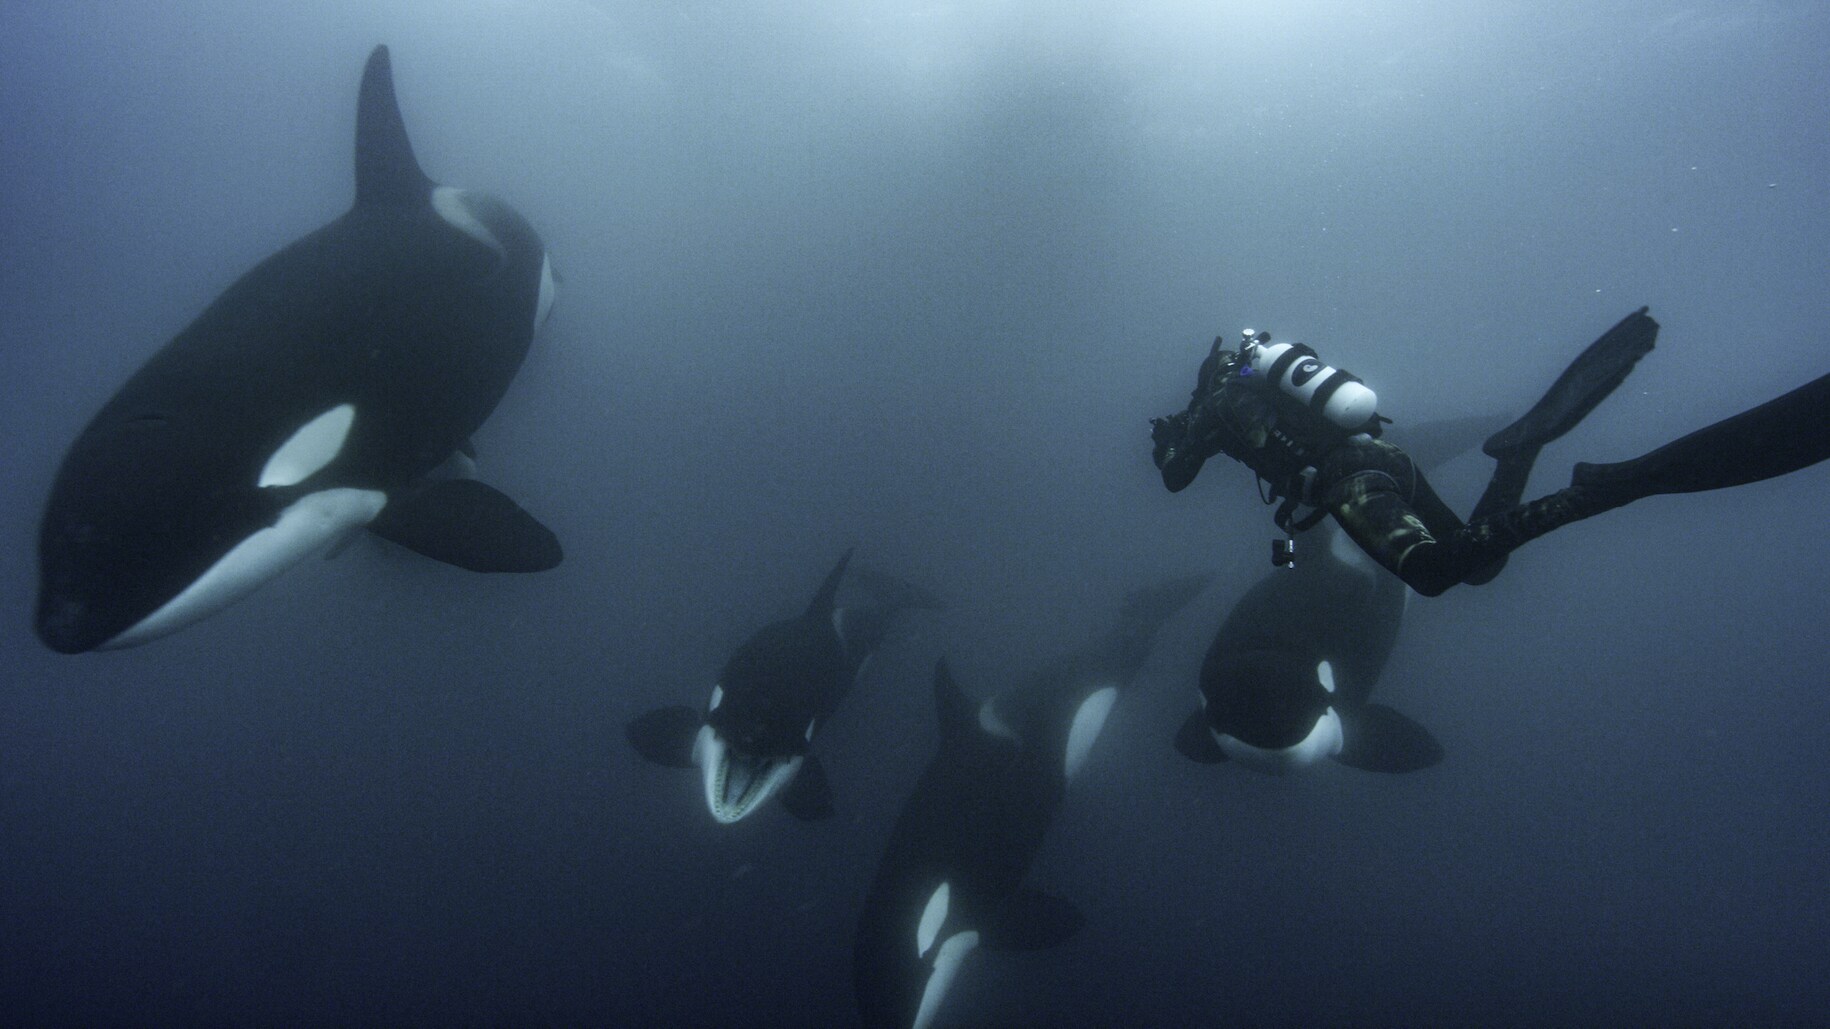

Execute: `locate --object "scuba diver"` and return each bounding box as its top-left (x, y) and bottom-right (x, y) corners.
top-left (1150, 307), bottom-right (1830, 596)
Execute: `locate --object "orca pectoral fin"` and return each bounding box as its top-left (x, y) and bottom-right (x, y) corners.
top-left (1175, 711), bottom-right (1229, 764)
top-left (369, 479), bottom-right (561, 572)
top-left (1335, 703), bottom-right (1444, 773)
top-left (624, 706), bottom-right (703, 768)
top-left (781, 754), bottom-right (835, 821)
top-left (984, 890), bottom-right (1085, 952)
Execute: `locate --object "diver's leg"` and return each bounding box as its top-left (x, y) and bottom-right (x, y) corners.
top-left (1320, 439), bottom-right (1470, 596)
top-left (1330, 476), bottom-right (1457, 595)
top-left (1462, 308), bottom-right (1659, 583)
top-left (1460, 455), bottom-right (1531, 586)
top-left (1328, 369), bottom-right (1830, 596)
top-left (1353, 484), bottom-right (1617, 597)
top-left (1573, 370), bottom-right (1830, 501)
top-left (1323, 438), bottom-right (1625, 596)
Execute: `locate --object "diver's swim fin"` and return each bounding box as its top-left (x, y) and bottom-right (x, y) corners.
top-left (1464, 307), bottom-right (1660, 584)
top-left (1483, 307), bottom-right (1659, 459)
top-left (1573, 370), bottom-right (1830, 501)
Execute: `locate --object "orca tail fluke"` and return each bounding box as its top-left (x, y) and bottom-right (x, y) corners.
top-left (1107, 573), bottom-right (1210, 682)
top-left (1572, 370), bottom-right (1830, 502)
top-left (1400, 413), bottom-right (1515, 474)
top-left (836, 568), bottom-right (945, 669)
top-left (844, 567), bottom-right (947, 616)
top-left (355, 44), bottom-right (434, 206)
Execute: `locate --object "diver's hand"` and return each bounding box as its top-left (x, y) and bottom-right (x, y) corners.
top-left (1151, 412), bottom-right (1207, 492)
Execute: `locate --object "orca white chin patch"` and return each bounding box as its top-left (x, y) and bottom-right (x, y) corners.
top-left (695, 727), bottom-right (803, 825)
top-left (912, 930), bottom-right (980, 1029)
top-left (259, 404), bottom-right (355, 487)
top-left (432, 186), bottom-right (507, 265)
top-left (1214, 707), bottom-right (1344, 774)
top-left (101, 487), bottom-right (387, 650)
top-left (1063, 685), bottom-right (1119, 780)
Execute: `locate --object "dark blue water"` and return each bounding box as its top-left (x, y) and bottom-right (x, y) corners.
top-left (4, 2), bottom-right (1828, 1025)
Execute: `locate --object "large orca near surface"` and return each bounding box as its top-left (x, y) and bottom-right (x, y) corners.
top-left (1175, 416), bottom-right (1507, 774)
top-left (35, 46), bottom-right (561, 654)
top-left (853, 576), bottom-right (1207, 1029)
top-left (625, 551), bottom-right (943, 825)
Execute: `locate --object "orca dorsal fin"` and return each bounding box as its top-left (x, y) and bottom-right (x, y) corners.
top-left (804, 548), bottom-right (854, 618)
top-left (355, 45), bottom-right (433, 207)
top-left (932, 659), bottom-right (974, 737)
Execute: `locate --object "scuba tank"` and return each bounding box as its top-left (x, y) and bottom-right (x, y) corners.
top-left (1230, 329), bottom-right (1383, 544)
top-left (1239, 330), bottom-right (1380, 432)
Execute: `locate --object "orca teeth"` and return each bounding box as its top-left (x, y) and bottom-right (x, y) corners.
top-left (714, 751), bottom-right (772, 821)
top-left (699, 733), bottom-right (802, 825)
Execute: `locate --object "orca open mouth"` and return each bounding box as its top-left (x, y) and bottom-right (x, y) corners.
top-left (692, 726), bottom-right (802, 825)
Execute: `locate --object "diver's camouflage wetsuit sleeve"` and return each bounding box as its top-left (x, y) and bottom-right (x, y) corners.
top-left (1316, 437), bottom-right (1610, 597)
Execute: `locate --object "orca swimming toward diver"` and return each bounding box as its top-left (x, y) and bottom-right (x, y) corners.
top-left (853, 576), bottom-right (1207, 1029)
top-left (35, 45), bottom-right (561, 654)
top-left (1174, 416), bottom-right (1506, 775)
top-left (625, 551), bottom-right (943, 825)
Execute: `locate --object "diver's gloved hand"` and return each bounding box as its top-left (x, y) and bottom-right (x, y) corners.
top-left (1152, 411), bottom-right (1207, 492)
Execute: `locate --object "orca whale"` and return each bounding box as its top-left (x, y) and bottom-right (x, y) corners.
top-left (1174, 416), bottom-right (1506, 774)
top-left (853, 576), bottom-right (1207, 1029)
top-left (35, 45), bottom-right (561, 654)
top-left (625, 551), bottom-right (943, 825)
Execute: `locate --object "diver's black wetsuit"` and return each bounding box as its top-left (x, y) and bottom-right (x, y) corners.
top-left (1153, 309), bottom-right (1830, 597)
top-left (1310, 434), bottom-right (1609, 596)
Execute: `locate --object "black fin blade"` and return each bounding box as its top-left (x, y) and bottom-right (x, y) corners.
top-left (368, 479), bottom-right (561, 572)
top-left (804, 548), bottom-right (855, 618)
top-left (1484, 307), bottom-right (1657, 458)
top-left (983, 891), bottom-right (1085, 952)
top-left (781, 754), bottom-right (835, 821)
top-left (1175, 711), bottom-right (1229, 764)
top-left (1335, 703), bottom-right (1444, 773)
top-left (1575, 369), bottom-right (1830, 499)
top-left (355, 44), bottom-right (433, 206)
top-left (625, 706), bottom-right (702, 768)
